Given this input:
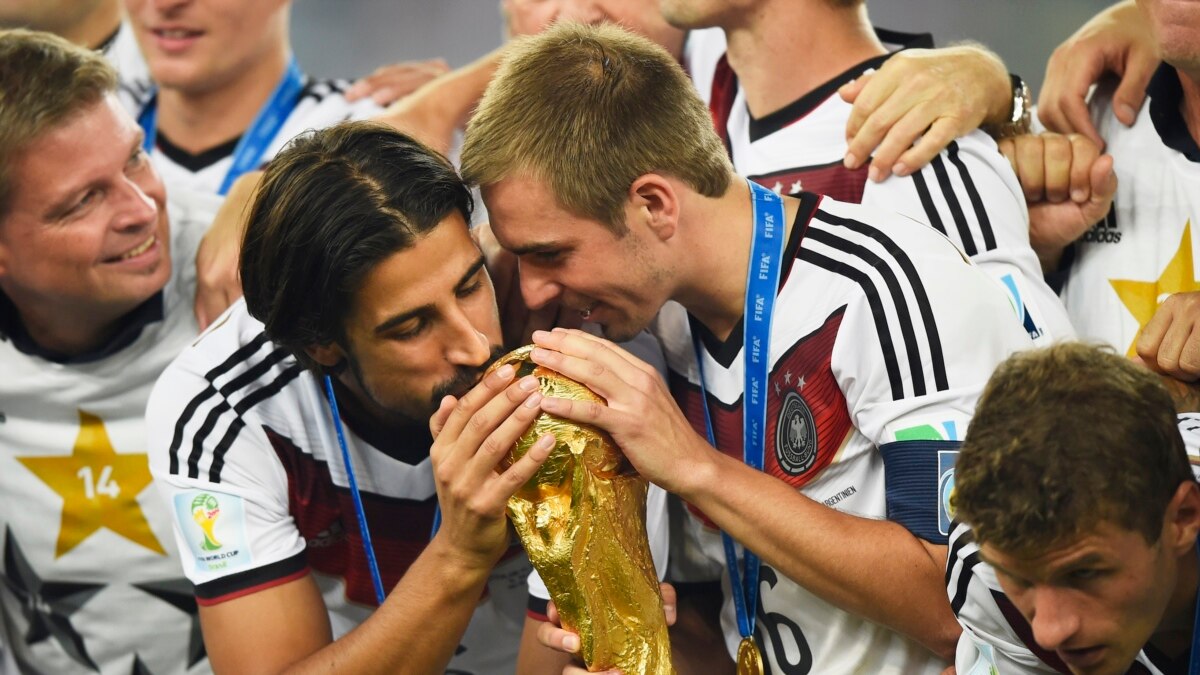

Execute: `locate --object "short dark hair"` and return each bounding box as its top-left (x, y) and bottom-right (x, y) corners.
top-left (953, 342), bottom-right (1194, 554)
top-left (240, 121), bottom-right (473, 370)
top-left (461, 21), bottom-right (732, 233)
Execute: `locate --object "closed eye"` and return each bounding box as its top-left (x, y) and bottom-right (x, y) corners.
top-left (456, 279), bottom-right (482, 298)
top-left (528, 250), bottom-right (563, 265)
top-left (64, 189), bottom-right (102, 218)
top-left (389, 318), bottom-right (427, 341)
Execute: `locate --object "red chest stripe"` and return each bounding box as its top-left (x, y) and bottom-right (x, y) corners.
top-left (672, 309), bottom-right (854, 525)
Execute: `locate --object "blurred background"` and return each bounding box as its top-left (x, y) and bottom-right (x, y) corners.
top-left (292, 0), bottom-right (1116, 96)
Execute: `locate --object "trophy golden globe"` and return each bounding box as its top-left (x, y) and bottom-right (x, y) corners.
top-left (487, 345), bottom-right (674, 674)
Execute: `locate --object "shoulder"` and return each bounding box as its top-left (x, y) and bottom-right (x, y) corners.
top-left (875, 131), bottom-right (1021, 207)
top-left (862, 132), bottom-right (1026, 257)
top-left (796, 195), bottom-right (1012, 321)
top-left (289, 77), bottom-right (383, 126)
top-left (147, 300), bottom-right (299, 427)
top-left (802, 197), bottom-right (1032, 386)
top-left (1178, 414), bottom-right (1200, 479)
top-left (803, 196), bottom-right (976, 269)
top-left (146, 300), bottom-right (312, 493)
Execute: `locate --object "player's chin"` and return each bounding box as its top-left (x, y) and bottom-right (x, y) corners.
top-left (102, 267), bottom-right (171, 307)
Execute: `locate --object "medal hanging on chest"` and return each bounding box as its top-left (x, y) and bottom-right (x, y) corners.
top-left (693, 180), bottom-right (786, 674)
top-left (737, 635), bottom-right (764, 675)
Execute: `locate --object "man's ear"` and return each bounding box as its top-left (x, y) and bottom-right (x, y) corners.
top-left (1165, 480), bottom-right (1200, 556)
top-left (305, 342), bottom-right (346, 369)
top-left (627, 173), bottom-right (679, 242)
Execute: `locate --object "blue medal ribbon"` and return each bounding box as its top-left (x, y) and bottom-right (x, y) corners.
top-left (692, 179), bottom-right (787, 646)
top-left (322, 375), bottom-right (387, 605)
top-left (138, 56), bottom-right (306, 196)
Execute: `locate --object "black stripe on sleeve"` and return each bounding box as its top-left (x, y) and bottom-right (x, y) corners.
top-left (946, 141), bottom-right (998, 252)
top-left (910, 169), bottom-right (948, 236)
top-left (807, 225), bottom-right (927, 396)
top-left (185, 348), bottom-right (291, 479)
top-left (944, 520), bottom-right (975, 588)
top-left (208, 364), bottom-right (305, 483)
top-left (929, 155), bottom-right (977, 256)
top-left (168, 332), bottom-right (272, 475)
top-left (815, 210), bottom-right (949, 393)
top-left (950, 550), bottom-right (982, 615)
top-left (194, 551), bottom-right (308, 604)
top-left (798, 248), bottom-right (904, 400)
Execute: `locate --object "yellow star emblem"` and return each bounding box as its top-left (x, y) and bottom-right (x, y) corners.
top-left (17, 410), bottom-right (165, 558)
top-left (1110, 221), bottom-right (1200, 356)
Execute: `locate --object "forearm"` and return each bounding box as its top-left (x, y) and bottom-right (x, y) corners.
top-left (284, 537), bottom-right (493, 675)
top-left (437, 48), bottom-right (503, 128)
top-left (393, 48), bottom-right (501, 130)
top-left (372, 48), bottom-right (501, 154)
top-left (680, 451), bottom-right (959, 660)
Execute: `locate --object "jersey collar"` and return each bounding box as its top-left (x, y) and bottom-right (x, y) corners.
top-left (689, 192), bottom-right (821, 368)
top-left (325, 376), bottom-right (434, 467)
top-left (1148, 63), bottom-right (1200, 164)
top-left (0, 291), bottom-right (165, 365)
top-left (745, 27), bottom-right (934, 142)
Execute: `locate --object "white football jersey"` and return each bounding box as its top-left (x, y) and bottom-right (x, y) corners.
top-left (146, 300), bottom-right (528, 674)
top-left (0, 205), bottom-right (207, 674)
top-left (950, 413), bottom-right (1200, 675)
top-left (140, 78), bottom-right (380, 197)
top-left (126, 77), bottom-right (383, 234)
top-left (686, 28), bottom-right (1073, 349)
top-left (100, 20), bottom-right (153, 116)
top-left (654, 193), bottom-right (1033, 674)
top-left (1061, 66), bottom-right (1200, 355)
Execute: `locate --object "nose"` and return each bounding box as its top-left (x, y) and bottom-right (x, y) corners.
top-left (112, 175), bottom-right (159, 233)
top-left (1027, 587), bottom-right (1082, 652)
top-left (518, 261), bottom-right (562, 311)
top-left (443, 306), bottom-right (493, 368)
top-left (151, 0), bottom-right (191, 15)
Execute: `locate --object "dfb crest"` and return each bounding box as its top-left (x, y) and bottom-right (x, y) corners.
top-left (775, 391), bottom-right (817, 476)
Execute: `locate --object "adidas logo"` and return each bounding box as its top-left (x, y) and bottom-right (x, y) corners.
top-left (1081, 206), bottom-right (1121, 244)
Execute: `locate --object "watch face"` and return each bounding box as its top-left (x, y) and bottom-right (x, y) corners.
top-left (1011, 74), bottom-right (1031, 124)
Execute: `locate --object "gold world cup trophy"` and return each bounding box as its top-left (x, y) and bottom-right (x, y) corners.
top-left (487, 346), bottom-right (674, 674)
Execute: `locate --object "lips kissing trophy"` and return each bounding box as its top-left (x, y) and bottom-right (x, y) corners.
top-left (487, 345), bottom-right (674, 674)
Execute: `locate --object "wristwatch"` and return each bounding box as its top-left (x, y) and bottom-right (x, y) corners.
top-left (986, 73), bottom-right (1032, 139)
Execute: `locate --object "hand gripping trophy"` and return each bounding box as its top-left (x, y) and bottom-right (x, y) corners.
top-left (487, 345), bottom-right (674, 674)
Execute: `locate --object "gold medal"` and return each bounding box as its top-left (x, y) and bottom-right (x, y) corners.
top-left (736, 636), bottom-right (764, 675)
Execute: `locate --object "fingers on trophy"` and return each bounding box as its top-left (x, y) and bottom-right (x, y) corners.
top-left (487, 345), bottom-right (674, 674)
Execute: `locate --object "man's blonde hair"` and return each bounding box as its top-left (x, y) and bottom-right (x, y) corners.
top-left (0, 28), bottom-right (117, 217)
top-left (461, 21), bottom-right (732, 231)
